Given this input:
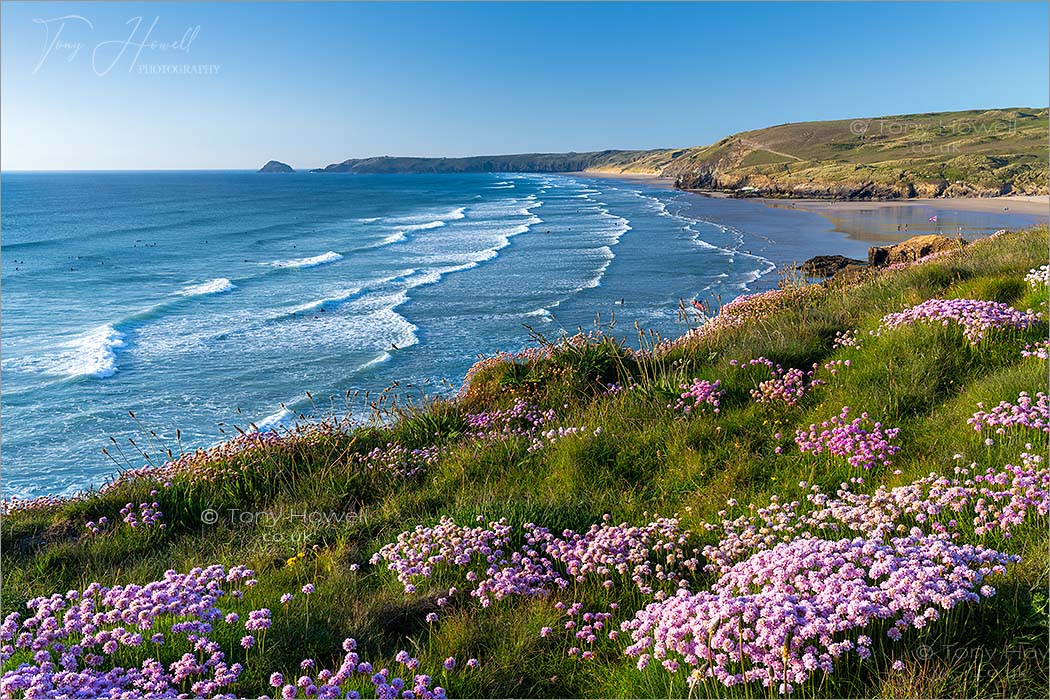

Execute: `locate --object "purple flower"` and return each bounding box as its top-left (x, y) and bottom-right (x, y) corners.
top-left (880, 298), bottom-right (1041, 344)
top-left (795, 406), bottom-right (901, 470)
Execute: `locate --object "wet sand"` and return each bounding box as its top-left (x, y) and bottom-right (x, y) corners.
top-left (574, 170), bottom-right (673, 185)
top-left (768, 195), bottom-right (1049, 217)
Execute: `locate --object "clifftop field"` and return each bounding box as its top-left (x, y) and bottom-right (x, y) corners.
top-left (3, 227), bottom-right (1049, 699)
top-left (651, 108), bottom-right (1050, 198)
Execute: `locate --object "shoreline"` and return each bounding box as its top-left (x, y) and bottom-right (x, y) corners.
top-left (568, 174), bottom-right (1047, 275)
top-left (573, 170), bottom-right (674, 186)
top-left (763, 194), bottom-right (1049, 217)
top-left (677, 187), bottom-right (1049, 215)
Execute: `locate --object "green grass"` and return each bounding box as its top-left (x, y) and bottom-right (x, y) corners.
top-left (663, 107), bottom-right (1049, 197)
top-left (3, 226), bottom-right (1048, 698)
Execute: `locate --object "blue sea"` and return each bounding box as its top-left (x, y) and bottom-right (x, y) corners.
top-left (2, 171), bottom-right (1044, 499)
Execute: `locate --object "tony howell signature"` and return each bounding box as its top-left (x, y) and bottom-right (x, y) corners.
top-left (32, 15), bottom-right (217, 76)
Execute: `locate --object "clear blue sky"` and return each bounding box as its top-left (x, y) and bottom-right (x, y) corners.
top-left (2, 1), bottom-right (1047, 170)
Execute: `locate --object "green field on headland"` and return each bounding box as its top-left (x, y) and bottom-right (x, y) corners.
top-left (3, 226), bottom-right (1048, 699)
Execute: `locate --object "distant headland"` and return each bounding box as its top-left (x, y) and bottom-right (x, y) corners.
top-left (265, 108), bottom-right (1049, 200)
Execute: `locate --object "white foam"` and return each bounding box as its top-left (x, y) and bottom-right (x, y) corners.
top-left (65, 324), bottom-right (126, 378)
top-left (376, 230), bottom-right (408, 246)
top-left (362, 207), bottom-right (469, 250)
top-left (179, 278), bottom-right (236, 297)
top-left (254, 407), bottom-right (294, 432)
top-left (403, 220), bottom-right (447, 232)
top-left (273, 251), bottom-right (343, 268)
top-left (524, 307), bottom-right (554, 322)
top-left (384, 206), bottom-right (466, 226)
top-left (359, 352), bottom-right (393, 369)
top-left (289, 288), bottom-right (362, 315)
top-left (2, 325), bottom-right (127, 379)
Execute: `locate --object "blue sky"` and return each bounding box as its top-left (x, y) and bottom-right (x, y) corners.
top-left (2, 1), bottom-right (1047, 170)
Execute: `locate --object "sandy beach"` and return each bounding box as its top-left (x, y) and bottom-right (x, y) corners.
top-left (766, 194), bottom-right (1049, 216)
top-left (575, 170), bottom-right (673, 185)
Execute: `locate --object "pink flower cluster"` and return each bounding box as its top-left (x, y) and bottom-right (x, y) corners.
top-left (655, 286), bottom-right (824, 354)
top-left (1, 565), bottom-right (257, 698)
top-left (534, 425), bottom-right (602, 451)
top-left (969, 392), bottom-right (1049, 436)
top-left (268, 639), bottom-right (455, 699)
top-left (795, 407), bottom-right (901, 470)
top-left (371, 515), bottom-right (699, 606)
top-left (1021, 340), bottom-right (1049, 360)
top-left (702, 450), bottom-right (1048, 573)
top-left (465, 399), bottom-right (556, 441)
top-left (370, 516), bottom-right (513, 593)
top-left (832, 329), bottom-right (861, 349)
top-left (1, 495), bottom-right (79, 516)
top-left (465, 399), bottom-right (600, 452)
top-left (880, 298), bottom-right (1041, 344)
top-left (548, 601), bottom-right (615, 660)
top-left (672, 379), bottom-right (724, 414)
top-left (622, 535), bottom-right (1013, 694)
top-left (709, 449), bottom-right (1045, 570)
top-left (120, 500), bottom-right (164, 529)
top-left (1025, 264), bottom-right (1050, 289)
top-left (84, 516), bottom-right (109, 535)
top-left (738, 358), bottom-right (823, 407)
top-left (351, 443), bottom-right (443, 478)
top-left (542, 515), bottom-right (700, 595)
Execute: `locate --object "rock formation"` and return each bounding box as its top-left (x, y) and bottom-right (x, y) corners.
top-left (259, 160), bottom-right (294, 173)
top-left (868, 234), bottom-right (965, 268)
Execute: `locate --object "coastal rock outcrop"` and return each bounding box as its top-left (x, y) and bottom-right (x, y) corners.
top-left (868, 234), bottom-right (965, 268)
top-left (259, 160), bottom-right (294, 173)
top-left (801, 255), bottom-right (867, 278)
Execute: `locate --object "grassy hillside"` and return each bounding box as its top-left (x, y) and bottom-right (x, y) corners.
top-left (663, 108), bottom-right (1050, 198)
top-left (309, 108), bottom-right (1048, 199)
top-left (3, 228), bottom-right (1049, 698)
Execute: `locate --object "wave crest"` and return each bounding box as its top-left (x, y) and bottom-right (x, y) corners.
top-left (179, 278), bottom-right (236, 297)
top-left (272, 251), bottom-right (343, 268)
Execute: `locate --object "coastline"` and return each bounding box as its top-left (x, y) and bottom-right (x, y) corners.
top-left (667, 185), bottom-right (1048, 248)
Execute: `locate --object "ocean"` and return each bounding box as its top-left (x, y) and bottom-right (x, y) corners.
top-left (1, 171), bottom-right (1043, 499)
